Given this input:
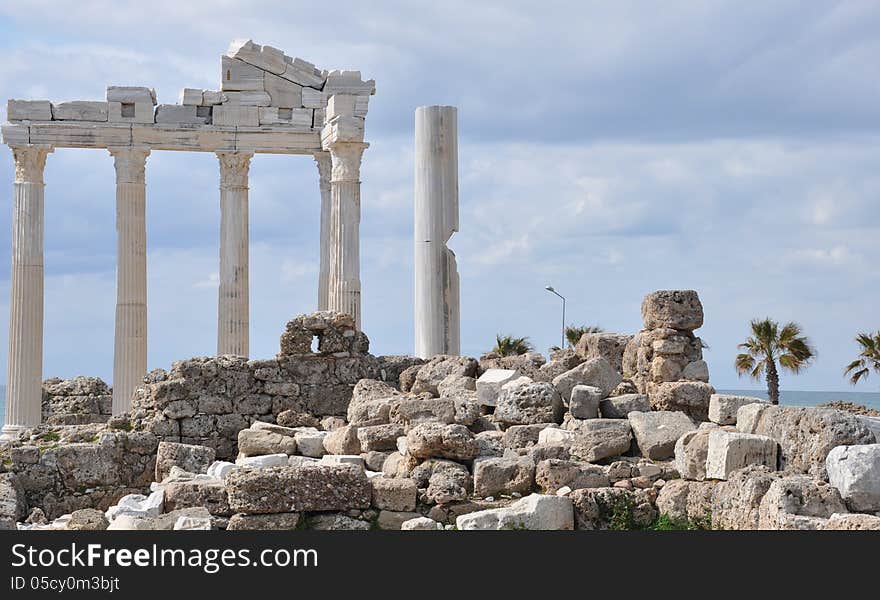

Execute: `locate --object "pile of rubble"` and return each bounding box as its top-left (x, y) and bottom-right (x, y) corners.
top-left (2, 292), bottom-right (879, 531)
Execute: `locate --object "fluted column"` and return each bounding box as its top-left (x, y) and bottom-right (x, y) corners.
top-left (2, 144), bottom-right (52, 440)
top-left (109, 146), bottom-right (150, 414)
top-left (414, 106), bottom-right (460, 358)
top-left (327, 143), bottom-right (366, 328)
top-left (314, 151), bottom-right (332, 310)
top-left (216, 152), bottom-right (252, 357)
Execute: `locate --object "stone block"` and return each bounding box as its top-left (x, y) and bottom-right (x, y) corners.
top-left (237, 428), bottom-right (297, 457)
top-left (377, 510), bottom-right (422, 530)
top-left (599, 393), bottom-right (650, 418)
top-left (211, 105), bottom-right (260, 127)
top-left (406, 423), bottom-right (478, 461)
top-left (155, 441), bottom-right (215, 482)
top-left (456, 494), bottom-right (573, 530)
top-left (294, 430), bottom-right (327, 457)
top-left (7, 99), bottom-right (52, 121)
top-left (357, 424), bottom-right (405, 452)
top-left (705, 430), bottom-right (777, 480)
top-left (736, 402), bottom-right (770, 434)
top-left (155, 104), bottom-right (206, 124)
top-left (322, 425), bottom-right (362, 455)
top-left (163, 480), bottom-right (231, 516)
top-left (282, 57), bottom-right (327, 89)
top-left (106, 86), bottom-right (156, 104)
top-left (826, 444), bottom-right (880, 512)
top-left (221, 56), bottom-right (265, 91)
top-left (258, 106), bottom-right (312, 127)
top-left (628, 411), bottom-right (696, 460)
top-left (495, 380), bottom-right (563, 425)
top-left (650, 381), bottom-right (715, 421)
top-left (641, 290), bottom-right (704, 330)
top-left (222, 91), bottom-right (272, 106)
top-left (202, 90), bottom-right (225, 105)
top-left (227, 39), bottom-right (287, 75)
top-left (569, 385), bottom-right (602, 419)
top-left (264, 72), bottom-right (302, 108)
top-left (473, 456), bottom-right (536, 497)
top-left (52, 101), bottom-right (108, 121)
top-left (179, 88), bottom-right (204, 105)
top-left (227, 512), bottom-right (301, 530)
top-left (674, 428), bottom-right (712, 481)
top-left (552, 357), bottom-right (622, 403)
top-left (324, 70), bottom-right (375, 95)
top-left (401, 516), bottom-right (443, 530)
top-left (319, 455), bottom-right (365, 470)
top-left (302, 88), bottom-right (326, 108)
top-left (371, 477), bottom-right (417, 511)
top-left (235, 454), bottom-right (289, 468)
top-left (226, 464), bottom-right (371, 513)
top-left (566, 418), bottom-right (633, 462)
top-left (108, 101), bottom-right (154, 124)
top-left (709, 394), bottom-right (768, 425)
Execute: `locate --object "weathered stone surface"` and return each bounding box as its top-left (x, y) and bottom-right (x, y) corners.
top-left (751, 406), bottom-right (875, 478)
top-left (552, 357), bottom-right (622, 402)
top-left (475, 430), bottom-right (505, 457)
top-left (357, 424), bottom-right (405, 452)
top-left (322, 425), bottom-right (362, 455)
top-left (456, 494), bottom-right (573, 530)
top-left (681, 360), bottom-right (710, 382)
top-left (473, 456), bottom-right (536, 497)
top-left (377, 510), bottom-right (422, 530)
top-left (294, 430), bottom-right (327, 458)
top-left (376, 355), bottom-right (425, 390)
top-left (236, 454), bottom-right (288, 468)
top-left (227, 512), bottom-right (301, 530)
top-left (674, 428), bottom-right (713, 481)
top-left (0, 473), bottom-right (27, 522)
top-left (52, 101), bottom-right (109, 121)
top-left (757, 475), bottom-right (847, 530)
top-left (475, 369), bottom-right (520, 406)
top-left (410, 459), bottom-right (472, 504)
top-left (599, 394), bottom-right (650, 419)
top-left (502, 424), bottom-right (552, 449)
top-left (494, 380), bottom-right (563, 425)
top-left (570, 487), bottom-right (657, 530)
top-left (308, 513), bottom-right (370, 530)
top-left (705, 430), bottom-right (777, 480)
top-left (641, 290), bottom-right (703, 330)
top-left (709, 394), bottom-right (768, 425)
top-left (237, 428), bottom-right (297, 457)
top-left (392, 396), bottom-right (456, 426)
top-left (401, 516), bottom-right (443, 530)
top-left (226, 465), bottom-right (371, 513)
top-left (411, 355), bottom-right (479, 396)
top-left (569, 385), bottom-right (602, 419)
top-left (629, 411), bottom-right (696, 460)
top-left (347, 379), bottom-right (402, 426)
top-left (565, 419), bottom-right (633, 463)
top-left (163, 478), bottom-right (231, 516)
top-left (709, 466), bottom-right (779, 530)
top-left (8, 99), bottom-right (53, 121)
top-left (437, 374), bottom-right (476, 397)
top-left (574, 333), bottom-right (632, 373)
top-left (371, 477), bottom-right (417, 511)
top-left (406, 423), bottom-right (478, 461)
top-left (155, 442), bottom-right (215, 482)
top-left (535, 459), bottom-right (609, 493)
top-left (823, 513), bottom-right (880, 530)
top-left (649, 381), bottom-right (714, 421)
top-left (825, 444), bottom-right (880, 512)
top-left (656, 479), bottom-right (716, 523)
top-left (67, 508), bottom-right (109, 531)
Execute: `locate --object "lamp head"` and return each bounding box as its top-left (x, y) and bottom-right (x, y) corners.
top-left (545, 285), bottom-right (554, 292)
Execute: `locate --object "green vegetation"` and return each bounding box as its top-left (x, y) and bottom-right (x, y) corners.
top-left (844, 330), bottom-right (880, 385)
top-left (565, 325), bottom-right (603, 348)
top-left (735, 318), bottom-right (815, 404)
top-left (646, 514), bottom-right (711, 531)
top-left (38, 430), bottom-right (60, 443)
top-left (491, 334), bottom-right (533, 357)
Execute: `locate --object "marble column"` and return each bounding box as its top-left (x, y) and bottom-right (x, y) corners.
top-left (327, 142), bottom-right (366, 328)
top-left (2, 144), bottom-right (52, 440)
top-left (314, 151), bottom-right (332, 311)
top-left (414, 106), bottom-right (460, 358)
top-left (109, 147), bottom-right (150, 414)
top-left (216, 152), bottom-right (253, 357)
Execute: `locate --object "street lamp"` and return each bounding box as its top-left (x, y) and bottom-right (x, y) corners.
top-left (544, 285), bottom-right (565, 349)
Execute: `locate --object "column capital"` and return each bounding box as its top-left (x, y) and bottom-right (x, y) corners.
top-left (328, 142), bottom-right (368, 182)
top-left (10, 145), bottom-right (53, 184)
top-left (108, 146), bottom-right (151, 184)
top-left (216, 152), bottom-right (253, 189)
top-left (313, 151), bottom-right (332, 182)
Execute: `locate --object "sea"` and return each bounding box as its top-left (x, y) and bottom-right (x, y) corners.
top-left (0, 385), bottom-right (878, 418)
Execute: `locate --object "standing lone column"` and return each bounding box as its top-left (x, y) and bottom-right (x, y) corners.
top-left (327, 142), bottom-right (367, 328)
top-left (414, 106), bottom-right (460, 358)
top-left (2, 144), bottom-right (52, 440)
top-left (314, 151), bottom-right (332, 311)
top-left (216, 152), bottom-right (253, 357)
top-left (109, 147), bottom-right (150, 414)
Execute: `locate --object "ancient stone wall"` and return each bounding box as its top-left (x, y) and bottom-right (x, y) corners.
top-left (42, 376), bottom-right (112, 425)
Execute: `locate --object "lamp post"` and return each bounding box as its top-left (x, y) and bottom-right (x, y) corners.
top-left (545, 285), bottom-right (565, 349)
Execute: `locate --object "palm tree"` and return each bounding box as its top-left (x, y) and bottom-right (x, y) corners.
top-left (844, 331), bottom-right (880, 385)
top-left (735, 318), bottom-right (815, 404)
top-left (565, 325), bottom-right (604, 348)
top-left (492, 334), bottom-right (532, 357)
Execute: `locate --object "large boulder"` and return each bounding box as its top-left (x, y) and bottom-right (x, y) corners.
top-left (237, 428), bottom-right (297, 457)
top-left (709, 394), bottom-right (768, 425)
top-left (456, 494), bottom-right (573, 530)
top-left (163, 478), bottom-right (231, 516)
top-left (322, 425), bottom-right (362, 455)
top-left (823, 513), bottom-right (880, 530)
top-left (705, 430), bottom-right (777, 481)
top-left (757, 475), bottom-right (847, 530)
top-left (347, 379), bottom-right (402, 426)
top-left (710, 466), bottom-right (779, 530)
top-left (67, 508), bottom-right (109, 531)
top-left (656, 479), bottom-right (716, 524)
top-left (674, 427), bottom-right (713, 481)
top-left (641, 290), bottom-right (703, 330)
top-left (750, 406), bottom-right (875, 478)
top-left (570, 487), bottom-right (657, 530)
top-left (494, 380), bottom-right (563, 426)
top-left (411, 355), bottom-right (479, 396)
top-left (371, 477), bottom-right (417, 512)
top-left (649, 381), bottom-right (715, 421)
top-left (226, 464), bottom-right (371, 514)
top-left (565, 419), bottom-right (633, 463)
top-left (155, 441), bottom-right (215, 482)
top-left (473, 456), bottom-right (536, 497)
top-left (475, 369), bottom-right (520, 407)
top-left (552, 357), bottom-right (622, 403)
top-left (392, 396), bottom-right (456, 427)
top-left (599, 394), bottom-right (650, 419)
top-left (535, 459), bottom-right (609, 493)
top-left (409, 459), bottom-right (473, 504)
top-left (825, 444), bottom-right (880, 512)
top-left (406, 423), bottom-right (478, 461)
top-left (628, 411), bottom-right (696, 460)
top-left (569, 385), bottom-right (602, 419)
top-left (574, 333), bottom-right (633, 373)
top-left (357, 424), bottom-right (405, 452)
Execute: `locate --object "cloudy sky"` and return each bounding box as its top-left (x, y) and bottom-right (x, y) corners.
top-left (0, 1), bottom-right (878, 392)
